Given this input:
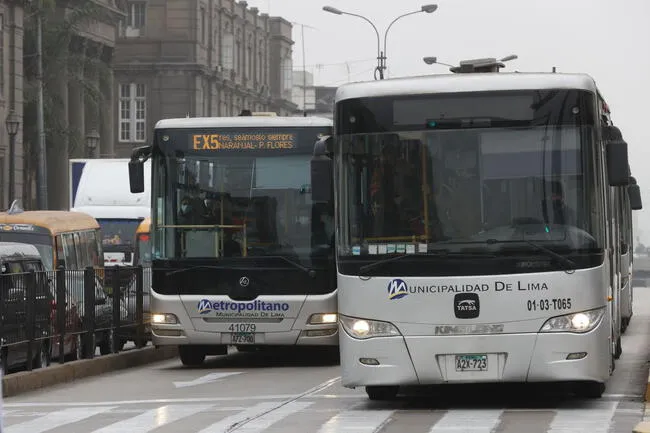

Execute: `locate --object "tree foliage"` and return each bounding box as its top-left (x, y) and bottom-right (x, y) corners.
top-left (23, 0), bottom-right (115, 157)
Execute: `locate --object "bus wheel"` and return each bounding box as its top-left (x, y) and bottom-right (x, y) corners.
top-left (575, 382), bottom-right (605, 399)
top-left (179, 346), bottom-right (206, 366)
top-left (366, 386), bottom-right (399, 401)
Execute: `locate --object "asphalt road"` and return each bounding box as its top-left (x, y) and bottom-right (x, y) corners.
top-left (3, 287), bottom-right (650, 433)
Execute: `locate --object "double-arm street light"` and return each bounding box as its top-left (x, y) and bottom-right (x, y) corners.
top-left (323, 4), bottom-right (438, 80)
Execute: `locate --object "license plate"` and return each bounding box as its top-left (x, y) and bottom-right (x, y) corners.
top-left (231, 333), bottom-right (255, 344)
top-left (455, 354), bottom-right (488, 371)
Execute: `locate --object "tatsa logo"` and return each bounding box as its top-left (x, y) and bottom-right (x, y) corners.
top-left (388, 279), bottom-right (408, 300)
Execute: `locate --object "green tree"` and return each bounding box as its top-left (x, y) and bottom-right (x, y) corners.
top-left (22, 0), bottom-right (114, 208)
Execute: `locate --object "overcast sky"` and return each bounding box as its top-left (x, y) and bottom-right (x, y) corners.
top-left (248, 0), bottom-right (650, 243)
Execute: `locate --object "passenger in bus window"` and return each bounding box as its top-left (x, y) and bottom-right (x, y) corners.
top-left (177, 196), bottom-right (198, 225)
top-left (544, 181), bottom-right (576, 226)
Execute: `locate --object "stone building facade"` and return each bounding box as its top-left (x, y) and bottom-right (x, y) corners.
top-left (0, 0), bottom-right (23, 209)
top-left (21, 0), bottom-right (124, 210)
top-left (113, 0), bottom-right (297, 157)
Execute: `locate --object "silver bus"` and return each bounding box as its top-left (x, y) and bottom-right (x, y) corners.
top-left (128, 115), bottom-right (337, 366)
top-left (322, 71), bottom-right (632, 399)
top-left (620, 175), bottom-right (642, 333)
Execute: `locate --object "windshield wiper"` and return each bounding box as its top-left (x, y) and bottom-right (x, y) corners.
top-left (358, 250), bottom-right (495, 275)
top-left (263, 255), bottom-right (317, 278)
top-left (166, 265), bottom-right (229, 276)
top-left (166, 258), bottom-right (317, 278)
top-left (521, 240), bottom-right (576, 273)
top-left (484, 238), bottom-right (576, 273)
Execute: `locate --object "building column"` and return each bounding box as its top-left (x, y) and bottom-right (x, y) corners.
top-left (48, 53), bottom-right (69, 209)
top-left (84, 41), bottom-right (101, 158)
top-left (100, 46), bottom-right (115, 157)
top-left (68, 36), bottom-right (86, 158)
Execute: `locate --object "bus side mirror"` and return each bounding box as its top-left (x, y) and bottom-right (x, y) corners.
top-left (605, 140), bottom-right (630, 186)
top-left (311, 136), bottom-right (333, 203)
top-left (629, 184), bottom-right (643, 210)
top-left (129, 160), bottom-right (145, 193)
top-left (311, 157), bottom-right (332, 203)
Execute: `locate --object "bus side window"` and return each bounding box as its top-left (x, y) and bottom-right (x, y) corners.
top-left (61, 233), bottom-right (78, 270)
top-left (94, 229), bottom-right (103, 261)
top-left (55, 235), bottom-right (65, 268)
top-left (81, 230), bottom-right (98, 267)
top-left (73, 232), bottom-right (87, 269)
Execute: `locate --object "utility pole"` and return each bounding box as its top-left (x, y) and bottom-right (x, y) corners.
top-left (36, 0), bottom-right (48, 209)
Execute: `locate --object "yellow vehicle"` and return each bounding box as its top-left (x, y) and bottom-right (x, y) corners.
top-left (0, 210), bottom-right (103, 272)
top-left (133, 217), bottom-right (151, 266)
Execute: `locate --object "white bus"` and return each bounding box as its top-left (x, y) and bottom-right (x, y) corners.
top-left (128, 115), bottom-right (337, 366)
top-left (70, 158), bottom-right (151, 266)
top-left (620, 175), bottom-right (643, 332)
top-left (324, 71), bottom-right (632, 399)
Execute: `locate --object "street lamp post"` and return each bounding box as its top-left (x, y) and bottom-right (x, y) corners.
top-left (5, 110), bottom-right (19, 205)
top-left (323, 4), bottom-right (438, 80)
top-left (85, 129), bottom-right (100, 158)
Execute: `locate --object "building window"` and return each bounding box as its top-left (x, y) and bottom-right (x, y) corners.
top-left (282, 57), bottom-right (293, 92)
top-left (247, 43), bottom-right (253, 80)
top-left (221, 32), bottom-right (234, 71)
top-left (123, 2), bottom-right (146, 37)
top-left (257, 50), bottom-right (263, 84)
top-left (199, 6), bottom-right (207, 45)
top-left (235, 39), bottom-right (241, 74)
top-left (119, 83), bottom-right (146, 143)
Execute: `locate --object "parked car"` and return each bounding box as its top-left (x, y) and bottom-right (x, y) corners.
top-left (0, 242), bottom-right (53, 372)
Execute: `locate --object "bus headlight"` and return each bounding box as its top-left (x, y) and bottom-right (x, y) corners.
top-left (539, 308), bottom-right (605, 334)
top-left (152, 313), bottom-right (178, 325)
top-left (339, 315), bottom-right (401, 340)
top-left (308, 313), bottom-right (338, 325)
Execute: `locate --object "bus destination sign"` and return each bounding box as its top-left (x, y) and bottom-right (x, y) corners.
top-left (191, 132), bottom-right (296, 151)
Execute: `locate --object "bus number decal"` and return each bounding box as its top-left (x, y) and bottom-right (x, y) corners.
top-left (526, 298), bottom-right (572, 311)
top-left (228, 323), bottom-right (257, 333)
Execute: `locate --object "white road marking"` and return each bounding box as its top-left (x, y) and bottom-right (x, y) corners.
top-left (173, 372), bottom-right (243, 388)
top-left (317, 410), bottom-right (394, 433)
top-left (547, 401), bottom-right (618, 433)
top-left (5, 406), bottom-right (116, 433)
top-left (429, 409), bottom-right (503, 432)
top-left (91, 404), bottom-right (213, 433)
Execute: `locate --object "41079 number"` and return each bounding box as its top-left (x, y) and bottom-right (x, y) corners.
top-left (527, 298), bottom-right (572, 312)
top-left (228, 323), bottom-right (256, 333)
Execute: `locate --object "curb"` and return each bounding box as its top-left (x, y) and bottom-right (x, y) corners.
top-left (633, 372), bottom-right (650, 432)
top-left (2, 346), bottom-right (178, 398)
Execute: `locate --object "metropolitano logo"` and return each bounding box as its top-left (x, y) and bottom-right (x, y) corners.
top-left (387, 279), bottom-right (408, 300)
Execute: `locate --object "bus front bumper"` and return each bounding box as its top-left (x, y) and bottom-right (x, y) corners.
top-left (339, 319), bottom-right (610, 388)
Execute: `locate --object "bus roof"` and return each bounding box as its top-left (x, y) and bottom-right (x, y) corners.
top-left (0, 242), bottom-right (41, 261)
top-left (136, 217), bottom-right (151, 234)
top-left (0, 211), bottom-right (100, 234)
top-left (335, 72), bottom-right (599, 102)
top-left (154, 116), bottom-right (333, 130)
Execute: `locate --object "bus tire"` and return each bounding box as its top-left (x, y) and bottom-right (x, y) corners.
top-left (366, 385), bottom-right (399, 401)
top-left (575, 382), bottom-right (605, 399)
top-left (179, 346), bottom-right (206, 366)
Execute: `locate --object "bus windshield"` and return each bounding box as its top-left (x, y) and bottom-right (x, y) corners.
top-left (98, 219), bottom-right (140, 251)
top-left (335, 89), bottom-right (602, 276)
top-left (0, 232), bottom-right (54, 270)
top-left (153, 126), bottom-right (334, 265)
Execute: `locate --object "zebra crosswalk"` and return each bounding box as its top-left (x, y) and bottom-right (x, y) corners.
top-left (1, 398), bottom-right (637, 433)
